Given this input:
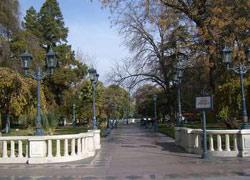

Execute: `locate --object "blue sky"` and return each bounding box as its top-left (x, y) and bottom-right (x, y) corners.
top-left (19, 0), bottom-right (128, 82)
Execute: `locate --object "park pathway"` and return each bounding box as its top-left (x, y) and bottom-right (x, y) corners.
top-left (1, 123), bottom-right (250, 179)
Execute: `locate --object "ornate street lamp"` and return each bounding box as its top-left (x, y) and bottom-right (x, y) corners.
top-left (88, 68), bottom-right (99, 129)
top-left (72, 103), bottom-right (76, 127)
top-left (173, 54), bottom-right (187, 126)
top-left (20, 47), bottom-right (57, 135)
top-left (153, 94), bottom-right (158, 131)
top-left (222, 46), bottom-right (250, 128)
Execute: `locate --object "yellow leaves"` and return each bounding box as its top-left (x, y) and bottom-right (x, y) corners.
top-left (159, 18), bottom-right (168, 27)
top-left (9, 95), bottom-right (27, 116)
top-left (0, 67), bottom-right (47, 117)
top-left (210, 16), bottom-right (229, 29)
top-left (210, 6), bottom-right (223, 14)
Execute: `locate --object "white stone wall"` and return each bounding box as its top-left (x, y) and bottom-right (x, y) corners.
top-left (175, 127), bottom-right (250, 157)
top-left (0, 130), bottom-right (101, 164)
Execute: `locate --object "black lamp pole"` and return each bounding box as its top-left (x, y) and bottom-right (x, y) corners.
top-left (173, 57), bottom-right (186, 127)
top-left (88, 68), bottom-right (99, 129)
top-left (20, 48), bottom-right (57, 135)
top-left (153, 94), bottom-right (158, 131)
top-left (222, 47), bottom-right (250, 128)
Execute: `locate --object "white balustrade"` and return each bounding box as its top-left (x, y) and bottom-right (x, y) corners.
top-left (47, 139), bottom-right (52, 158)
top-left (233, 134), bottom-right (238, 151)
top-left (3, 141), bottom-right (7, 158)
top-left (10, 140), bottom-right (15, 158)
top-left (0, 130), bottom-right (101, 164)
top-left (209, 135), bottom-right (214, 151)
top-left (64, 139), bottom-right (69, 157)
top-left (18, 140), bottom-right (23, 158)
top-left (77, 138), bottom-right (81, 155)
top-left (81, 137), bottom-right (85, 154)
top-left (56, 139), bottom-right (61, 157)
top-left (25, 143), bottom-right (28, 158)
top-left (217, 134), bottom-right (222, 151)
top-left (71, 138), bottom-right (76, 156)
top-left (194, 134), bottom-right (199, 148)
top-left (175, 127), bottom-right (248, 157)
top-left (225, 134), bottom-right (230, 151)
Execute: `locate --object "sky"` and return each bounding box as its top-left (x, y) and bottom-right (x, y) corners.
top-left (19, 0), bottom-right (128, 83)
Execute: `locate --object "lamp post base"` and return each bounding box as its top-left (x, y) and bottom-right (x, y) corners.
top-left (153, 121), bottom-right (159, 132)
top-left (176, 119), bottom-right (183, 127)
top-left (35, 128), bottom-right (44, 136)
top-left (201, 152), bottom-right (209, 159)
top-left (240, 123), bottom-right (250, 129)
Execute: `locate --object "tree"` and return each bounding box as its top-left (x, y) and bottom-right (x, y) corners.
top-left (39, 0), bottom-right (68, 49)
top-left (108, 1), bottom-right (192, 91)
top-left (0, 0), bottom-right (100, 131)
top-left (103, 85), bottom-right (130, 120)
top-left (159, 0), bottom-right (250, 91)
top-left (103, 0), bottom-right (193, 121)
top-left (0, 0), bottom-right (20, 67)
top-left (58, 76), bottom-right (106, 129)
top-left (23, 6), bottom-right (42, 39)
top-left (101, 0), bottom-right (250, 126)
top-left (0, 0), bottom-right (19, 38)
top-left (20, 0), bottom-right (88, 125)
top-left (0, 67), bottom-right (47, 132)
top-left (134, 84), bottom-right (160, 117)
top-left (159, 0), bottom-right (250, 126)
top-left (102, 0), bottom-right (250, 92)
top-left (10, 30), bottom-right (45, 68)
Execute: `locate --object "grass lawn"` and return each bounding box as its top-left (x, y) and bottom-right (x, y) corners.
top-left (158, 124), bottom-right (175, 138)
top-left (158, 121), bottom-right (228, 139)
top-left (2, 128), bottom-right (34, 136)
top-left (53, 127), bottom-right (88, 135)
top-left (2, 126), bottom-right (88, 136)
top-left (183, 121), bottom-right (227, 129)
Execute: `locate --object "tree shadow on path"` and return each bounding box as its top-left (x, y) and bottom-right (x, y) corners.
top-left (155, 141), bottom-right (201, 159)
top-left (155, 141), bottom-right (186, 153)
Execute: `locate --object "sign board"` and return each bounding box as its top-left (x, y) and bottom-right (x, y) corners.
top-left (195, 96), bottom-right (213, 110)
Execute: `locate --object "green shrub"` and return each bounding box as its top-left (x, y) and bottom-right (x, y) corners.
top-left (47, 111), bottom-right (59, 128)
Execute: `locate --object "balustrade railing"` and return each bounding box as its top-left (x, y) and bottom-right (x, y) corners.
top-left (0, 129), bottom-right (101, 164)
top-left (175, 127), bottom-right (250, 157)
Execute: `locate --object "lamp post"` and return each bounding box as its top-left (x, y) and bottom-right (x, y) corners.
top-left (126, 88), bottom-right (131, 125)
top-left (153, 94), bottom-right (158, 131)
top-left (72, 103), bottom-right (76, 127)
top-left (111, 103), bottom-right (117, 128)
top-left (88, 68), bottom-right (99, 129)
top-left (20, 48), bottom-right (57, 135)
top-left (222, 47), bottom-right (250, 128)
top-left (173, 57), bottom-right (186, 126)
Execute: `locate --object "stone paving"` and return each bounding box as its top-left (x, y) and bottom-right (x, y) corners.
top-left (1, 124), bottom-right (250, 179)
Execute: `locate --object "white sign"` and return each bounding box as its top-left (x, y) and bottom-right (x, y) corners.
top-left (196, 96), bottom-right (213, 110)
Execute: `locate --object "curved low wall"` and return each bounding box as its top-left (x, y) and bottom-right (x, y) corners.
top-left (175, 127), bottom-right (250, 157)
top-left (0, 129), bottom-right (101, 164)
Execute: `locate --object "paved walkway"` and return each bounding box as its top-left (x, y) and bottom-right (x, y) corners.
top-left (1, 124), bottom-right (250, 179)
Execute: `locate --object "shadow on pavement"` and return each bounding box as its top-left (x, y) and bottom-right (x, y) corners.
top-left (154, 141), bottom-right (202, 159)
top-left (155, 141), bottom-right (186, 153)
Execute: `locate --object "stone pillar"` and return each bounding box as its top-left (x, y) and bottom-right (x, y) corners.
top-left (225, 134), bottom-right (231, 151)
top-left (56, 139), bottom-right (61, 157)
top-left (175, 127), bottom-right (181, 146)
top-left (89, 130), bottom-right (101, 150)
top-left (28, 137), bottom-right (47, 164)
top-left (217, 134), bottom-right (222, 151)
top-left (238, 130), bottom-right (250, 157)
top-left (18, 140), bottom-right (23, 158)
top-left (0, 132), bottom-right (2, 155)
